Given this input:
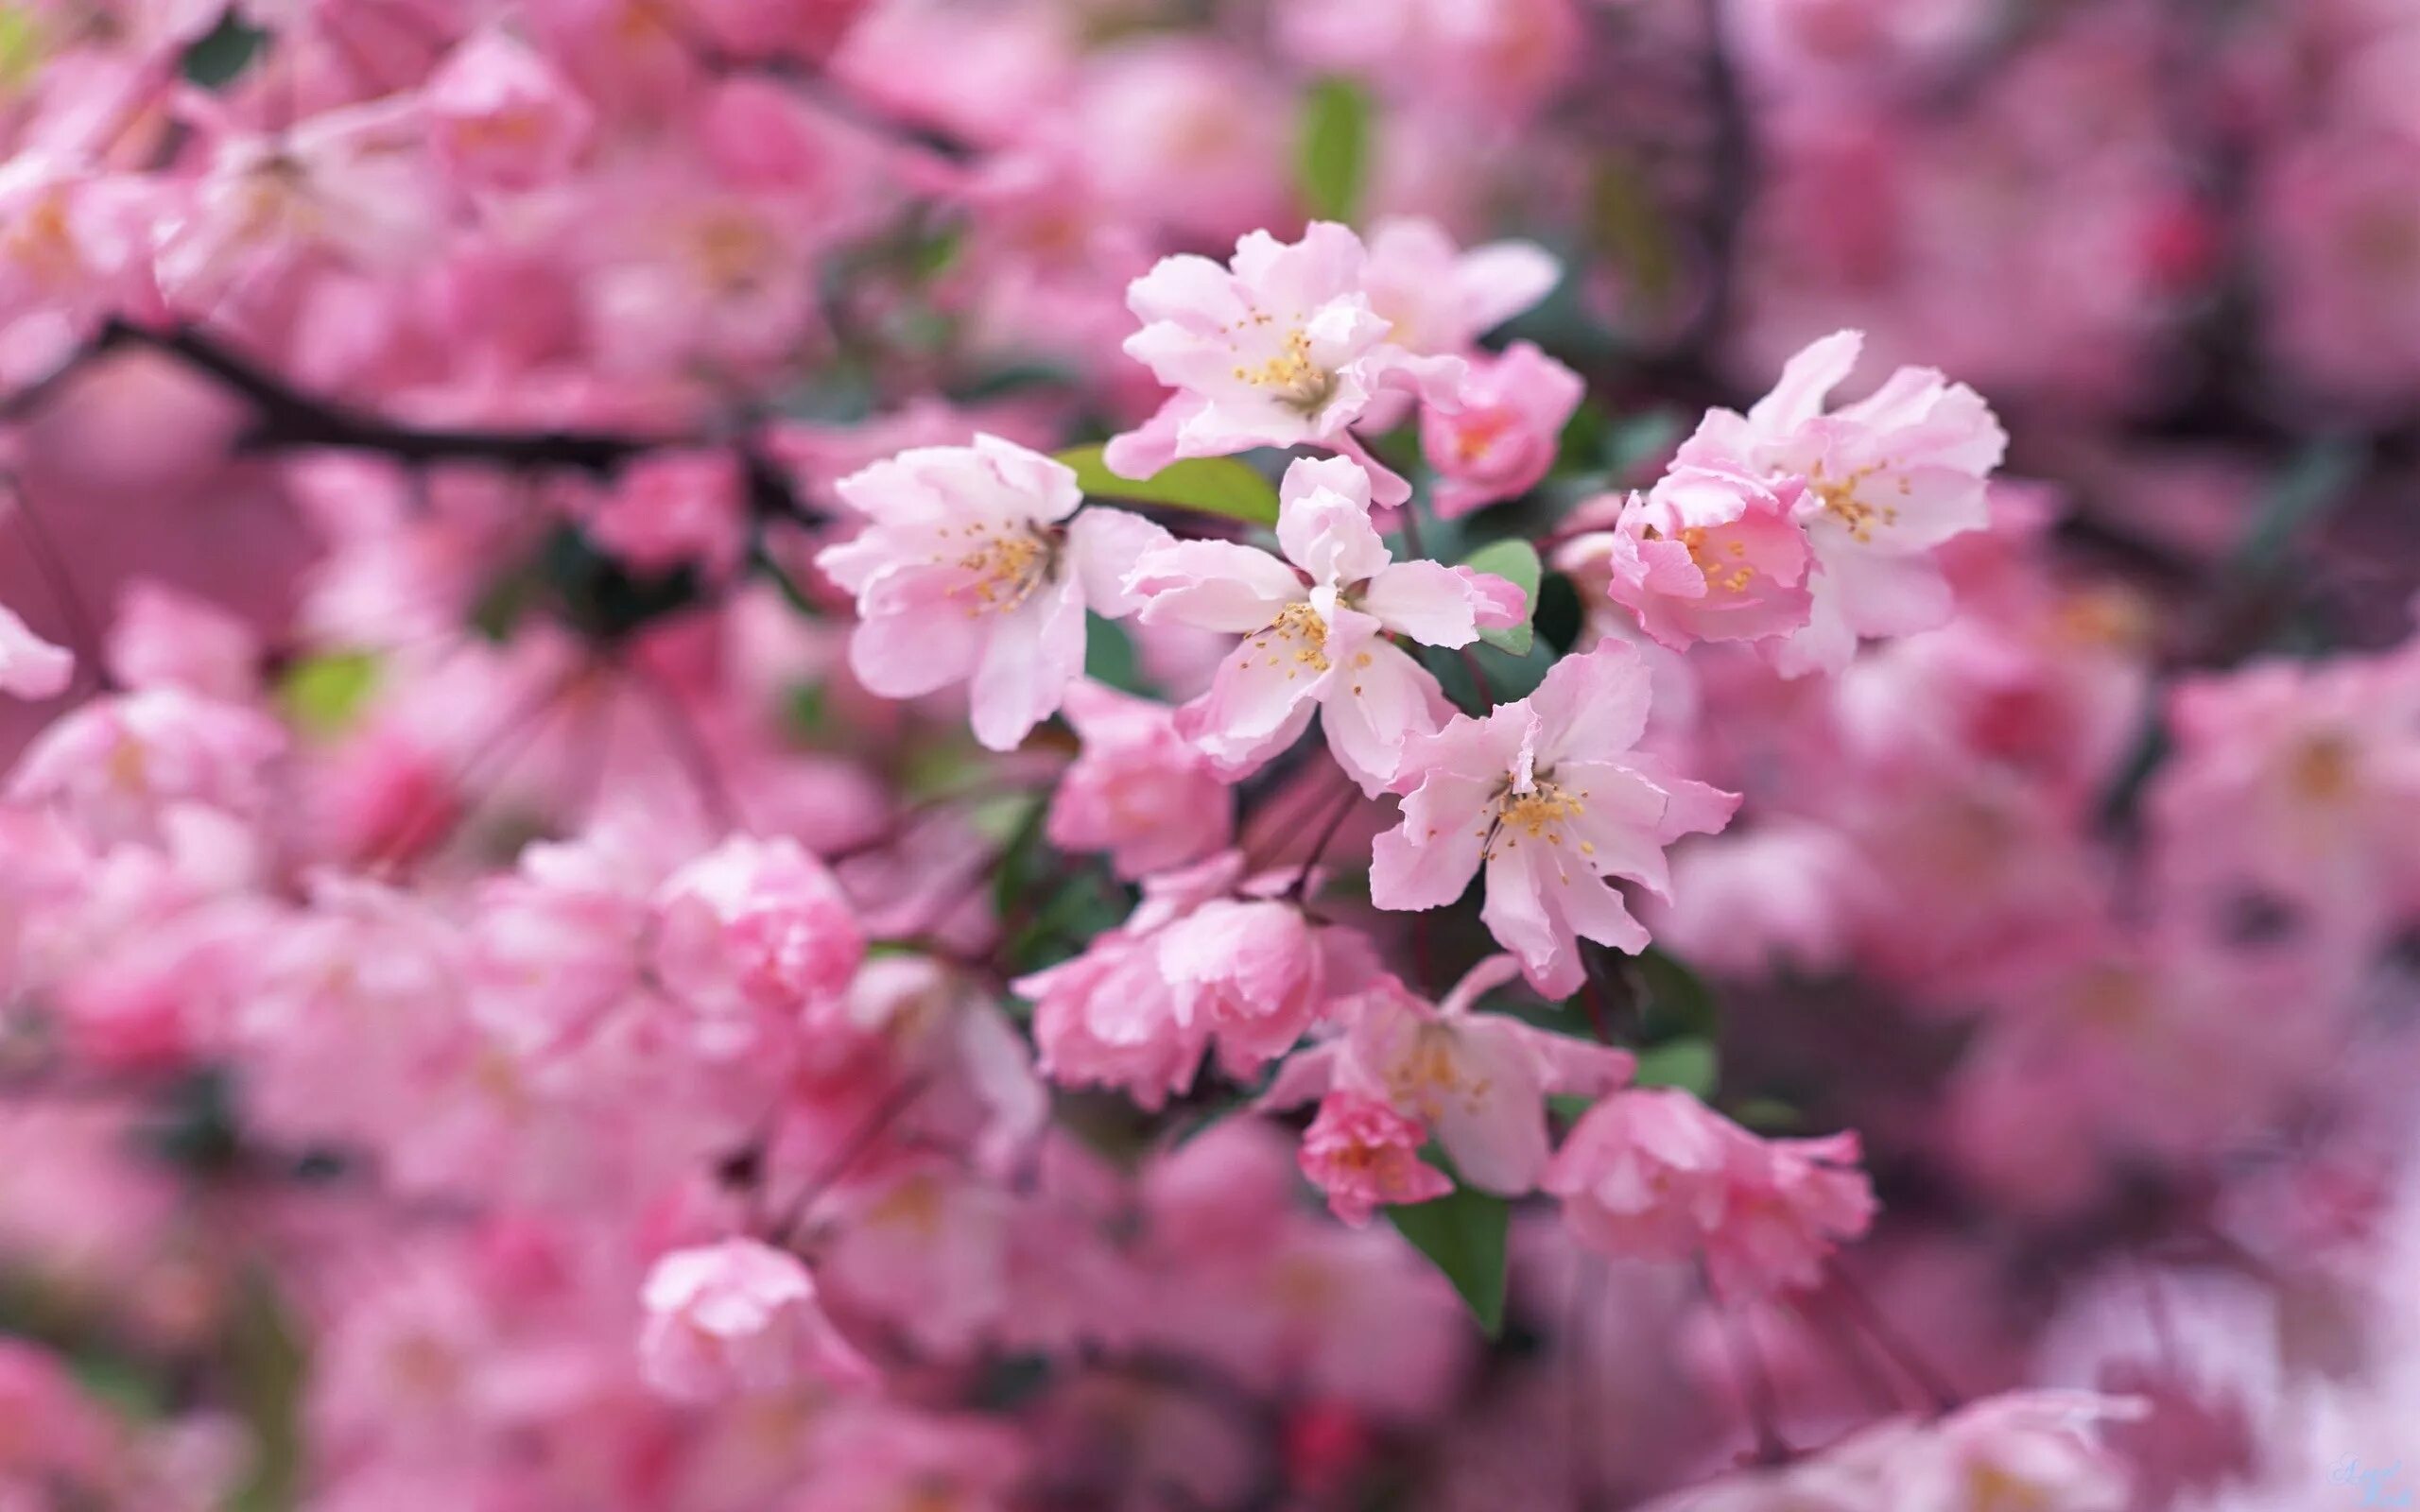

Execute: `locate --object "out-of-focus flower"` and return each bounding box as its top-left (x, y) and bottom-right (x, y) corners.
top-left (638, 1239), bottom-right (874, 1401)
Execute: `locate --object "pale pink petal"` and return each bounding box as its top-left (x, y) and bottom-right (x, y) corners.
top-left (0, 604), bottom-right (72, 699)
top-left (1128, 541), bottom-right (1306, 633)
top-left (1527, 644), bottom-right (1653, 767)
top-left (1360, 559), bottom-right (1519, 647)
top-left (1745, 329), bottom-right (1863, 436)
top-left (967, 577), bottom-right (1085, 751)
top-left (1427, 1021), bottom-right (1550, 1194)
top-left (1455, 240), bottom-right (1562, 333)
top-left (1319, 627), bottom-right (1447, 796)
top-left (1066, 507), bottom-right (1174, 618)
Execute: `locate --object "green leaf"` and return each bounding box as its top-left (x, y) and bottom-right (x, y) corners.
top-left (1632, 1037), bottom-right (1719, 1099)
top-left (1634, 946), bottom-right (1720, 1043)
top-left (279, 652), bottom-right (382, 739)
top-left (1386, 1185), bottom-right (1511, 1337)
top-left (1296, 77), bottom-right (1372, 223)
top-left (1463, 539), bottom-right (1543, 656)
top-left (182, 13), bottom-right (266, 90)
top-left (224, 1271), bottom-right (306, 1512)
top-left (1084, 613), bottom-right (1151, 696)
top-left (1054, 444), bottom-right (1279, 528)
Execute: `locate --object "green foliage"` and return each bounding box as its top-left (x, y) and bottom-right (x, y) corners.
top-left (1084, 613), bottom-right (1151, 696)
top-left (1463, 538), bottom-right (1543, 656)
top-left (1387, 1181), bottom-right (1511, 1337)
top-left (1053, 445), bottom-right (1280, 528)
top-left (1296, 77), bottom-right (1373, 224)
top-left (182, 13), bottom-right (266, 90)
top-left (278, 652), bottom-right (381, 739)
top-left (1634, 946), bottom-right (1720, 1044)
top-left (224, 1272), bottom-right (305, 1512)
top-left (1632, 1037), bottom-right (1720, 1099)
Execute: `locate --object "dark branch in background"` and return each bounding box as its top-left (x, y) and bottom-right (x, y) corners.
top-left (1, 318), bottom-right (824, 523)
top-left (1689, 0), bottom-right (1752, 362)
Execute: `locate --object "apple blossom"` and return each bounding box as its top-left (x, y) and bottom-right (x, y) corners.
top-left (1296, 1090), bottom-right (1452, 1227)
top-left (819, 434), bottom-right (1168, 751)
top-left (638, 1239), bottom-right (874, 1401)
top-left (1103, 221), bottom-right (1466, 494)
top-left (1371, 644), bottom-right (1739, 996)
top-left (1674, 330), bottom-right (2008, 677)
top-left (1544, 1087), bottom-right (1876, 1298)
top-left (1420, 340), bottom-right (1586, 519)
top-left (1045, 679), bottom-right (1234, 879)
top-left (1127, 455), bottom-right (1525, 792)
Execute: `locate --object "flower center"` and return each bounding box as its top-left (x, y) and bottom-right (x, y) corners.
top-left (942, 524), bottom-right (1054, 615)
top-left (1486, 776), bottom-right (1590, 858)
top-left (1233, 327), bottom-right (1338, 413)
top-left (1247, 601), bottom-right (1331, 678)
top-left (1808, 465), bottom-right (1904, 544)
top-left (1679, 525), bottom-right (1757, 593)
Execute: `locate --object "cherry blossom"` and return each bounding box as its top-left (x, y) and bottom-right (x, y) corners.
top-left (1127, 455), bottom-right (1525, 792)
top-left (638, 1239), bottom-right (875, 1401)
top-left (1102, 222), bottom-right (1466, 496)
top-left (1296, 1090), bottom-right (1452, 1227)
top-left (818, 434), bottom-right (1167, 751)
top-left (1675, 330), bottom-right (2008, 677)
top-left (1371, 644), bottom-right (1738, 995)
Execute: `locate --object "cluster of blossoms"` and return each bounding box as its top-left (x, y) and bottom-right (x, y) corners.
top-left (0, 3), bottom-right (2417, 1512)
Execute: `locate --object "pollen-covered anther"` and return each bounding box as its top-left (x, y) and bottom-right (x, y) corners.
top-left (1232, 328), bottom-right (1339, 413)
top-left (1487, 778), bottom-right (1586, 856)
top-left (1264, 601), bottom-right (1331, 674)
top-left (946, 525), bottom-right (1050, 615)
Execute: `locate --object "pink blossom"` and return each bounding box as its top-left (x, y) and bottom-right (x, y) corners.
top-left (1296, 1090), bottom-right (1452, 1227)
top-left (1046, 679), bottom-right (1234, 880)
top-left (425, 28), bottom-right (594, 195)
top-left (637, 1239), bottom-right (874, 1401)
top-left (648, 835), bottom-right (865, 1057)
top-left (103, 583), bottom-right (258, 700)
top-left (1543, 1088), bottom-right (1876, 1298)
top-left (0, 600), bottom-right (70, 699)
top-left (1126, 455), bottom-right (1525, 793)
top-left (1153, 892), bottom-right (1351, 1078)
top-left (1102, 223), bottom-right (1465, 488)
top-left (1017, 927), bottom-right (1205, 1111)
top-left (1360, 216), bottom-right (1563, 360)
top-left (1370, 644), bottom-right (1738, 996)
top-left (1420, 341), bottom-right (1585, 519)
top-left (8, 688), bottom-right (285, 845)
top-left (1264, 955), bottom-right (1634, 1195)
top-left (580, 449), bottom-right (748, 580)
top-left (1679, 330), bottom-right (2006, 676)
top-left (818, 435), bottom-right (1168, 752)
top-left (1599, 461), bottom-right (1815, 649)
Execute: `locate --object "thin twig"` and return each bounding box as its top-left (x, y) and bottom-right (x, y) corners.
top-left (777, 1074), bottom-right (933, 1246)
top-left (1711, 1283), bottom-right (1794, 1467)
top-left (1823, 1259), bottom-right (1962, 1414)
top-left (1, 475), bottom-right (113, 692)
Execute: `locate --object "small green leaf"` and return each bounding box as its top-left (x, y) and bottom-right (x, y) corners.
top-left (1463, 539), bottom-right (1543, 656)
top-left (182, 12), bottom-right (266, 90)
top-left (1632, 1037), bottom-right (1719, 1099)
top-left (1386, 1185), bottom-right (1511, 1337)
top-left (1296, 77), bottom-right (1372, 223)
top-left (1084, 613), bottom-right (1151, 696)
top-left (1731, 1096), bottom-right (1804, 1133)
top-left (279, 651), bottom-right (381, 738)
top-left (1054, 444), bottom-right (1279, 528)
top-left (1634, 946), bottom-right (1720, 1043)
